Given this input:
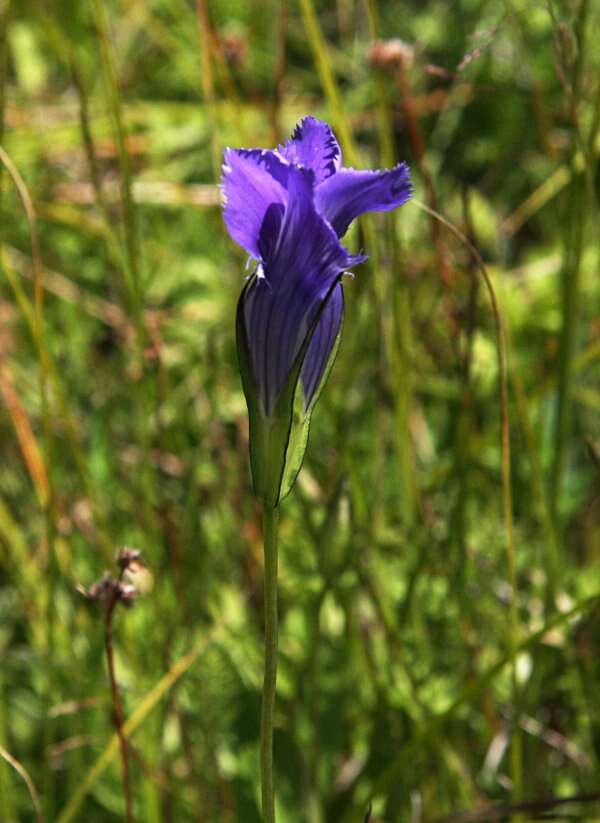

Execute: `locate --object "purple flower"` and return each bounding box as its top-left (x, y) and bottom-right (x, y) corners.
top-left (223, 117), bottom-right (411, 503)
top-left (223, 116), bottom-right (412, 416)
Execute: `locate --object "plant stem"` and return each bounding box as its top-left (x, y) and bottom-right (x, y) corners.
top-left (90, 0), bottom-right (142, 324)
top-left (0, 143), bottom-right (57, 818)
top-left (195, 0), bottom-right (220, 178)
top-left (270, 0), bottom-right (287, 144)
top-left (301, 0), bottom-right (416, 526)
top-left (0, 13), bottom-right (11, 817)
top-left (549, 0), bottom-right (593, 531)
top-left (364, 0), bottom-right (417, 527)
top-left (105, 584), bottom-right (135, 823)
top-left (70, 51), bottom-right (124, 273)
top-left (413, 200), bottom-right (522, 806)
top-left (298, 0), bottom-right (356, 165)
top-left (260, 503), bottom-right (279, 823)
top-left (90, 0), bottom-right (158, 557)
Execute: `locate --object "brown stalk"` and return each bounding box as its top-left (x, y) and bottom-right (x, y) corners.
top-left (104, 571), bottom-right (135, 823)
top-left (0, 363), bottom-right (49, 507)
top-left (413, 198), bottom-right (521, 800)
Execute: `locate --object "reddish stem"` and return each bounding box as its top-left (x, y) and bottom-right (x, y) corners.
top-left (104, 580), bottom-right (135, 823)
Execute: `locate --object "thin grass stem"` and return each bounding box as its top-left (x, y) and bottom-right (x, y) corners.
top-left (0, 251), bottom-right (115, 562)
top-left (412, 199), bottom-right (522, 804)
top-left (364, 0), bottom-right (417, 526)
top-left (195, 0), bottom-right (221, 178)
top-left (69, 50), bottom-right (125, 272)
top-left (0, 143), bottom-right (59, 817)
top-left (88, 0), bottom-right (161, 556)
top-left (0, 745), bottom-right (45, 823)
top-left (89, 0), bottom-right (143, 328)
top-left (297, 0), bottom-right (356, 165)
top-left (548, 0), bottom-right (593, 530)
top-left (0, 0), bottom-right (9, 207)
top-left (55, 621), bottom-right (226, 823)
top-left (270, 0), bottom-right (287, 144)
top-left (373, 590), bottom-right (600, 804)
top-left (0, 673), bottom-right (16, 821)
top-left (302, 0), bottom-right (416, 525)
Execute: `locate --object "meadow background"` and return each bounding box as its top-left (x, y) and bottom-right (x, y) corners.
top-left (1, 0), bottom-right (600, 821)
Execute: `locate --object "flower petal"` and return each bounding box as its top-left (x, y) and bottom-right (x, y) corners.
top-left (243, 165), bottom-right (362, 415)
top-left (279, 116), bottom-right (341, 184)
top-left (301, 282), bottom-right (343, 409)
top-left (222, 148), bottom-right (289, 259)
top-left (315, 162), bottom-right (413, 237)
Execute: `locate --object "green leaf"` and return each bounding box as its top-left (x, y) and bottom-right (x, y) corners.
top-left (279, 310), bottom-right (342, 500)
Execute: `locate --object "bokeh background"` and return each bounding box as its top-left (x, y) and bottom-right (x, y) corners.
top-left (1, 0), bottom-right (600, 821)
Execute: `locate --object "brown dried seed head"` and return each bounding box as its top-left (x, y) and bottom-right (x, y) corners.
top-left (116, 582), bottom-right (138, 608)
top-left (117, 546), bottom-right (144, 573)
top-left (86, 573), bottom-right (114, 603)
top-left (367, 39), bottom-right (414, 71)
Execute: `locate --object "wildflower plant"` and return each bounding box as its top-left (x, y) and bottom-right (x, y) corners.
top-left (222, 116), bottom-right (411, 822)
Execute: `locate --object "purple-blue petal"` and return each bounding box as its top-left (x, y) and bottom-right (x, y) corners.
top-left (243, 165), bottom-right (363, 415)
top-left (279, 116), bottom-right (341, 184)
top-left (315, 162), bottom-right (413, 237)
top-left (222, 148), bottom-right (289, 259)
top-left (301, 283), bottom-right (344, 409)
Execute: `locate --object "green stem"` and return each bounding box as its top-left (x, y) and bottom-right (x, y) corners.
top-left (413, 200), bottom-right (522, 806)
top-left (0, 143), bottom-right (57, 819)
top-left (260, 503), bottom-right (279, 823)
top-left (364, 0), bottom-right (417, 527)
top-left (549, 0), bottom-right (593, 532)
top-left (0, 672), bottom-right (16, 822)
top-left (195, 0), bottom-right (221, 178)
top-left (301, 0), bottom-right (416, 526)
top-left (298, 0), bottom-right (356, 165)
top-left (90, 0), bottom-right (158, 553)
top-left (90, 0), bottom-right (143, 330)
top-left (550, 173), bottom-right (585, 529)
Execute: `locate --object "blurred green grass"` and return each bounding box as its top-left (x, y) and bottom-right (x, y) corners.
top-left (1, 0), bottom-right (600, 821)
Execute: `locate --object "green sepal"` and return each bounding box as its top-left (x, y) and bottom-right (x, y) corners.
top-left (236, 276), bottom-right (343, 506)
top-left (278, 310), bottom-right (342, 500)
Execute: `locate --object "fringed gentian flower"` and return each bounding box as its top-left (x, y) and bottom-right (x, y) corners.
top-left (223, 117), bottom-right (412, 823)
top-left (223, 116), bottom-right (412, 506)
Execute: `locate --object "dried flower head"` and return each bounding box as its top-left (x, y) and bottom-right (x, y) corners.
top-left (117, 546), bottom-right (144, 574)
top-left (367, 39), bottom-right (414, 71)
top-left (84, 574), bottom-right (139, 608)
top-left (83, 548), bottom-right (146, 610)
